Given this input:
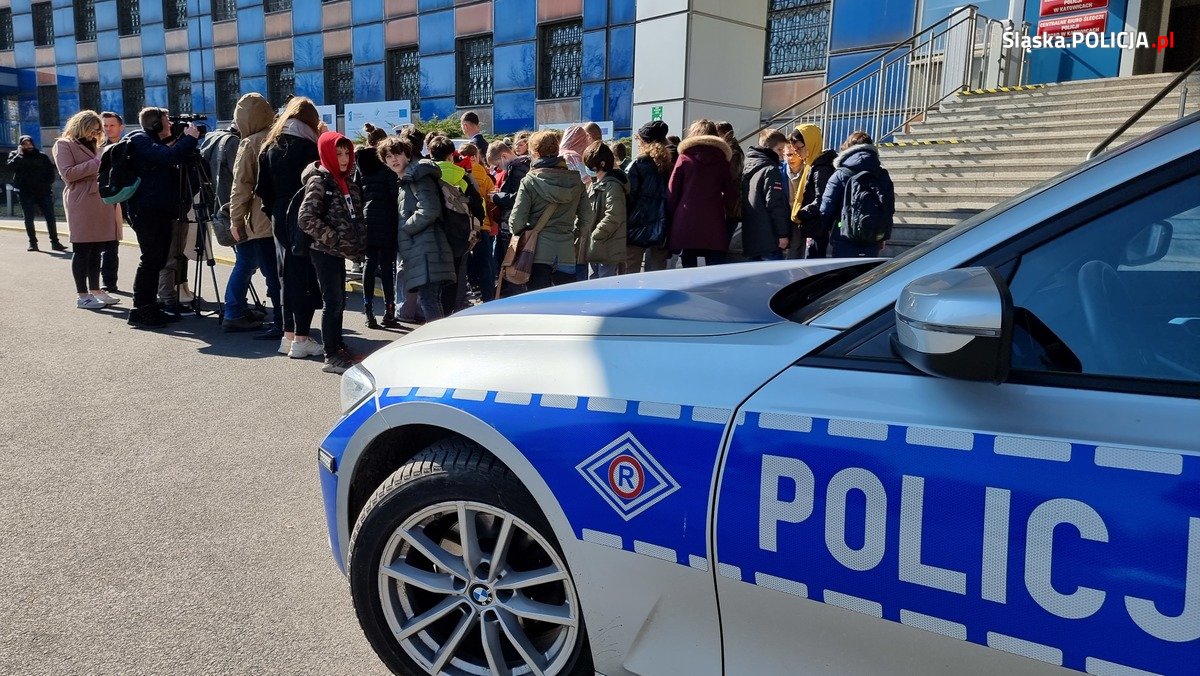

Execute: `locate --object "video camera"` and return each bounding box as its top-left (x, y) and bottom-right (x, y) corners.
top-left (170, 113), bottom-right (209, 139)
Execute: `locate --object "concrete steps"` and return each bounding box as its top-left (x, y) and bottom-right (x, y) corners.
top-left (880, 73), bottom-right (1197, 255)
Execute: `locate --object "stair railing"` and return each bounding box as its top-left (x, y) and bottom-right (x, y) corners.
top-left (1088, 55), bottom-right (1200, 159)
top-left (742, 6), bottom-right (1030, 146)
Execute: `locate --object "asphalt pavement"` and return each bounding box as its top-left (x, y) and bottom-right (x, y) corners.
top-left (0, 227), bottom-right (399, 674)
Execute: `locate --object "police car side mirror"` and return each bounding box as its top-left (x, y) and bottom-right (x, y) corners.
top-left (892, 267), bottom-right (1013, 384)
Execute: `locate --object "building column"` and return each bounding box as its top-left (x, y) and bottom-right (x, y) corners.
top-left (632, 0), bottom-right (767, 141)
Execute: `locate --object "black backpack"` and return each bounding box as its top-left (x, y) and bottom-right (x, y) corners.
top-left (98, 139), bottom-right (140, 205)
top-left (838, 167), bottom-right (895, 244)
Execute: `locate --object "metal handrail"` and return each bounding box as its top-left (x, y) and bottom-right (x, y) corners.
top-left (1088, 54), bottom-right (1200, 160)
top-left (740, 5), bottom-right (980, 145)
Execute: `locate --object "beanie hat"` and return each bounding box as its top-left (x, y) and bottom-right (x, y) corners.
top-left (637, 120), bottom-right (668, 143)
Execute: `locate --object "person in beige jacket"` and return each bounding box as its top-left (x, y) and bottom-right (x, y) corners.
top-left (225, 93), bottom-right (281, 338)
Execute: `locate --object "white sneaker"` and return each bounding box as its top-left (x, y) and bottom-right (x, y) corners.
top-left (288, 338), bottom-right (324, 359)
top-left (76, 295), bottom-right (105, 310)
top-left (178, 284), bottom-right (196, 304)
top-left (278, 337), bottom-right (293, 355)
top-left (93, 291), bottom-right (120, 306)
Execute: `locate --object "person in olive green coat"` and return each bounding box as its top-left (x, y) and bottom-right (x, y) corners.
top-left (582, 141), bottom-right (629, 278)
top-left (508, 130), bottom-right (594, 291)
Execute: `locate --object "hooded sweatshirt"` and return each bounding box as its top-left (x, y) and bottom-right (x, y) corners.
top-left (436, 159), bottom-right (468, 192)
top-left (296, 132), bottom-right (364, 259)
top-left (228, 93), bottom-right (276, 241)
top-left (508, 155), bottom-right (594, 267)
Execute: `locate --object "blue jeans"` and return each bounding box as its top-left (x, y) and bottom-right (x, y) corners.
top-left (224, 237), bottom-right (282, 323)
top-left (467, 232), bottom-right (497, 302)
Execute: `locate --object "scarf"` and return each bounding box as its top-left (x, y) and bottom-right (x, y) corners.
top-left (284, 118), bottom-right (320, 145)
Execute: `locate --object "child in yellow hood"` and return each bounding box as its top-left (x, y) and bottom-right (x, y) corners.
top-left (787, 124), bottom-right (838, 258)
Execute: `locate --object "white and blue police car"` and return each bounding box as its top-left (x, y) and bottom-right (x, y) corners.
top-left (320, 113), bottom-right (1200, 676)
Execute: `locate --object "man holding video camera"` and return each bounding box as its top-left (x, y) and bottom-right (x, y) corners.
top-left (125, 107), bottom-right (200, 328)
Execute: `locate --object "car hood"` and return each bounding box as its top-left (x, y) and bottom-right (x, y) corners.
top-left (374, 259), bottom-right (866, 349)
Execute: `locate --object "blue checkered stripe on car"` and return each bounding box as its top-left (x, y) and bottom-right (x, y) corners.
top-left (374, 387), bottom-right (732, 573)
top-left (716, 411), bottom-right (1199, 675)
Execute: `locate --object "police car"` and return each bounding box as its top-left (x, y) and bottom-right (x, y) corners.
top-left (320, 113), bottom-right (1200, 676)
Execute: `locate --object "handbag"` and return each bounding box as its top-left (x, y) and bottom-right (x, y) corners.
top-left (499, 202), bottom-right (556, 287)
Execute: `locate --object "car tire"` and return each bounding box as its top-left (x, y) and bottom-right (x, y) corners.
top-left (348, 438), bottom-right (592, 676)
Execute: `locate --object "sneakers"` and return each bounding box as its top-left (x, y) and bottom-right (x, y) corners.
top-left (177, 285), bottom-right (196, 304)
top-left (322, 348), bottom-right (356, 374)
top-left (76, 295), bottom-right (106, 310)
top-left (288, 338), bottom-right (324, 359)
top-left (222, 314), bottom-right (263, 332)
top-left (93, 291), bottom-right (121, 306)
top-left (27, 242), bottom-right (38, 252)
top-left (128, 307), bottom-right (167, 328)
top-left (247, 307), bottom-right (267, 322)
top-left (278, 336), bottom-right (293, 355)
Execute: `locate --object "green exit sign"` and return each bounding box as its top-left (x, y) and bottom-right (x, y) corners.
top-left (651, 106), bottom-right (663, 121)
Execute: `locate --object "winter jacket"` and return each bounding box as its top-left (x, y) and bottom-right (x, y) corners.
top-left (468, 161), bottom-right (496, 235)
top-left (297, 151), bottom-right (366, 260)
top-left (397, 159), bottom-right (456, 292)
top-left (819, 143), bottom-right (895, 234)
top-left (585, 170), bottom-right (629, 265)
top-left (53, 138), bottom-right (120, 244)
top-left (667, 135), bottom-right (736, 252)
top-left (7, 147), bottom-right (57, 195)
top-left (227, 93), bottom-right (276, 242)
top-left (723, 135), bottom-right (745, 220)
top-left (256, 131), bottom-right (320, 248)
top-left (125, 130), bottom-right (199, 218)
top-left (626, 144), bottom-right (671, 248)
top-left (740, 146), bottom-right (791, 259)
top-left (491, 155), bottom-right (530, 230)
top-left (470, 132), bottom-right (489, 161)
top-left (509, 156), bottom-right (594, 267)
top-left (355, 146), bottom-right (399, 251)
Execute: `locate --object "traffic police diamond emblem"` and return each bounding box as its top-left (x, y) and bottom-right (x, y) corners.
top-left (577, 432), bottom-right (680, 520)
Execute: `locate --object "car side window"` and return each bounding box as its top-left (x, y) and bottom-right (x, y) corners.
top-left (1006, 173), bottom-right (1200, 384)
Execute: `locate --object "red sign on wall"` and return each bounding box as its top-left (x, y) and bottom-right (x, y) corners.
top-left (1040, 0), bottom-right (1109, 17)
top-left (1037, 10), bottom-right (1108, 37)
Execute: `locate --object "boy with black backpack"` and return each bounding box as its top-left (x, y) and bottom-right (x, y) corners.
top-left (819, 131), bottom-right (896, 258)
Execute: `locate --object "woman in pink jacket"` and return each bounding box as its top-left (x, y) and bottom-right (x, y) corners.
top-left (54, 110), bottom-right (121, 309)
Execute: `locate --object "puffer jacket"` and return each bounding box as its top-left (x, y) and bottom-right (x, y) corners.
top-left (666, 135), bottom-right (736, 252)
top-left (297, 162), bottom-right (366, 260)
top-left (626, 143), bottom-right (671, 248)
top-left (491, 155), bottom-right (530, 230)
top-left (355, 146), bottom-right (399, 251)
top-left (585, 169), bottom-right (629, 265)
top-left (740, 145), bottom-right (791, 259)
top-left (228, 93), bottom-right (275, 242)
top-left (398, 159), bottom-right (456, 291)
top-left (509, 156), bottom-right (594, 267)
top-left (819, 142), bottom-right (895, 234)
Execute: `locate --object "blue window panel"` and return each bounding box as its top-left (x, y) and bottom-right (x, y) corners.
top-left (581, 81), bottom-right (604, 122)
top-left (419, 52), bottom-right (455, 98)
top-left (354, 63), bottom-right (385, 102)
top-left (94, 0), bottom-right (117, 31)
top-left (493, 41), bottom-right (534, 92)
top-left (583, 0), bottom-right (606, 30)
top-left (189, 50), bottom-right (215, 82)
top-left (11, 0), bottom-right (31, 12)
top-left (492, 90), bottom-right (533, 133)
top-left (145, 85), bottom-right (168, 108)
top-left (144, 54), bottom-right (167, 85)
top-left (582, 30), bottom-right (605, 83)
top-left (294, 70), bottom-right (323, 102)
top-left (21, 123), bottom-right (42, 145)
top-left (237, 0), bottom-right (259, 7)
top-left (493, 0), bottom-right (535, 44)
top-left (352, 23), bottom-right (384, 64)
top-left (607, 24), bottom-right (633, 79)
top-left (241, 75), bottom-right (267, 97)
top-left (141, 23), bottom-right (166, 54)
top-left (15, 42), bottom-right (36, 69)
top-left (52, 7), bottom-right (74, 37)
top-left (237, 7), bottom-right (264, 42)
top-left (57, 91), bottom-right (79, 118)
top-left (829, 0), bottom-right (916, 52)
top-left (239, 43), bottom-right (267, 77)
top-left (608, 0), bottom-right (633, 25)
top-left (188, 15), bottom-right (214, 49)
top-left (193, 82), bottom-right (216, 120)
top-left (294, 34), bottom-right (324, 71)
top-left (351, 0), bottom-right (383, 24)
top-left (141, 0), bottom-right (162, 23)
top-left (12, 15), bottom-right (32, 42)
top-left (99, 88), bottom-right (121, 114)
top-left (17, 69), bottom-right (37, 90)
top-left (98, 59), bottom-right (121, 88)
top-left (19, 95), bottom-right (37, 123)
top-left (606, 78), bottom-right (630, 129)
top-left (95, 29), bottom-right (119, 60)
top-left (54, 34), bottom-right (76, 64)
top-left (51, 0), bottom-right (71, 8)
top-left (293, 0), bottom-right (322, 35)
top-left (419, 95), bottom-right (456, 122)
top-left (826, 48), bottom-right (885, 97)
top-left (188, 0), bottom-right (209, 17)
top-left (419, 10), bottom-right (454, 55)
top-left (55, 63), bottom-right (77, 85)
top-left (418, 0), bottom-right (452, 11)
